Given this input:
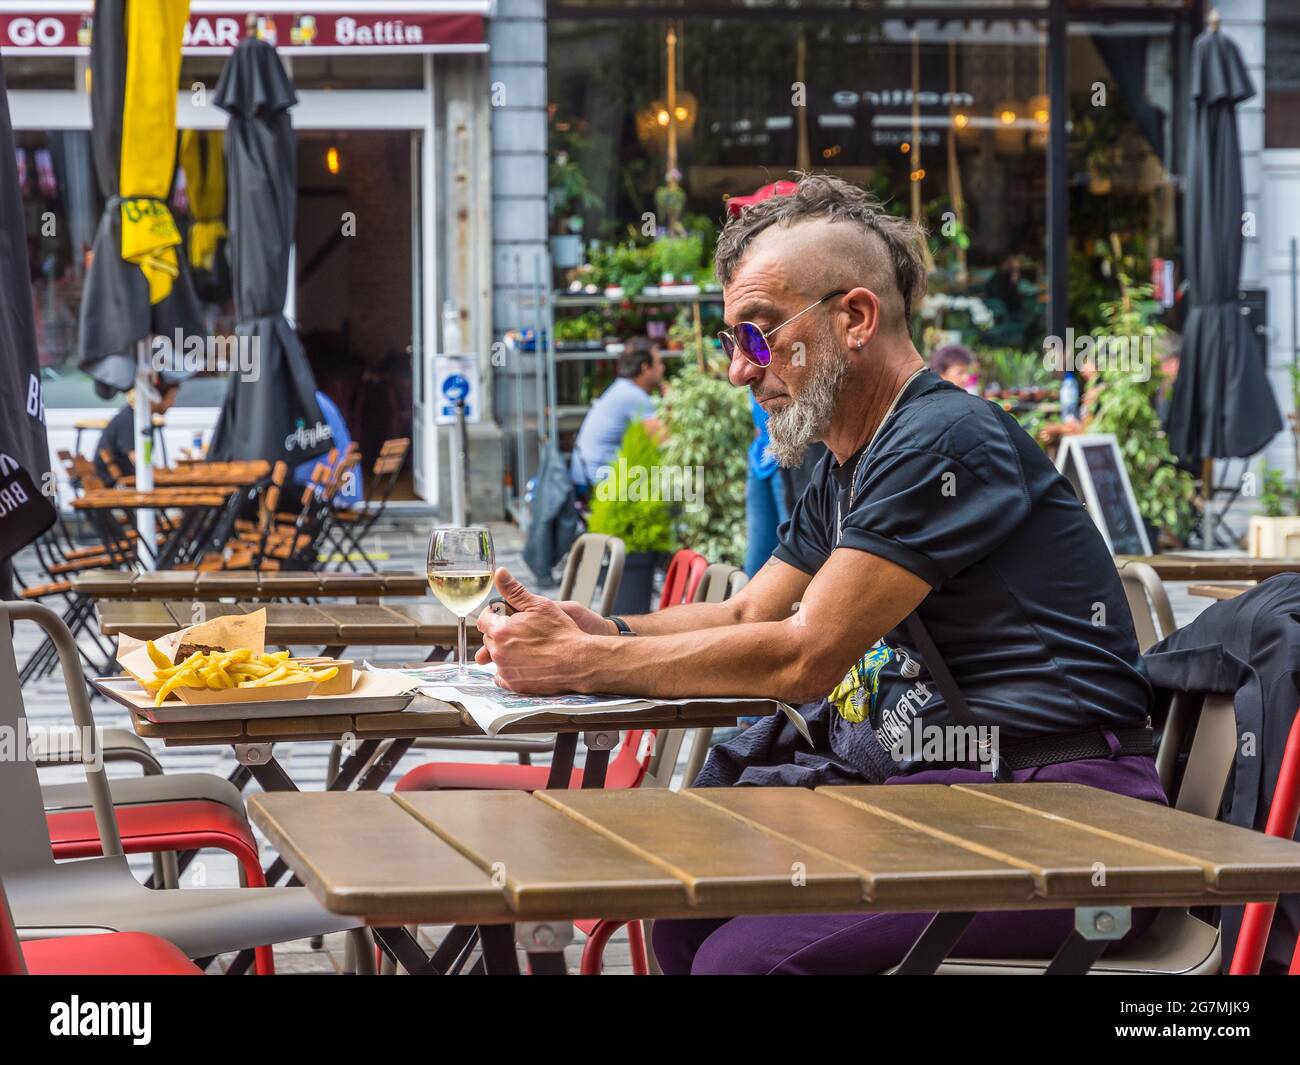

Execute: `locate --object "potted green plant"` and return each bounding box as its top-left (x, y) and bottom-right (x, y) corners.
top-left (1086, 280), bottom-right (1196, 545)
top-left (548, 151), bottom-right (601, 269)
top-left (652, 234), bottom-right (704, 286)
top-left (587, 421), bottom-right (675, 614)
top-left (1248, 464), bottom-right (1300, 557)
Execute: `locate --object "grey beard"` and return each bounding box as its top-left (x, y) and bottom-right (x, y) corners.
top-left (765, 346), bottom-right (848, 467)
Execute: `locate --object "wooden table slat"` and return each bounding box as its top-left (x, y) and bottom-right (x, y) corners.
top-left (538, 789), bottom-right (864, 910)
top-left (685, 788), bottom-right (1034, 907)
top-left (381, 602), bottom-right (470, 644)
top-left (132, 572), bottom-right (200, 596)
top-left (380, 574), bottom-right (432, 596)
top-left (1118, 555), bottom-right (1300, 582)
top-left (257, 603), bottom-right (340, 643)
top-left (1187, 583), bottom-right (1250, 601)
top-left (194, 572), bottom-right (265, 597)
top-left (953, 783), bottom-right (1300, 894)
top-left (351, 706), bottom-right (464, 734)
top-left (163, 601), bottom-right (249, 627)
top-left (256, 573), bottom-right (326, 595)
top-left (97, 600), bottom-right (175, 639)
top-left (318, 603), bottom-right (420, 642)
top-left (249, 793), bottom-right (508, 923)
top-left (396, 791), bottom-right (690, 917)
top-left (820, 785), bottom-right (1206, 899)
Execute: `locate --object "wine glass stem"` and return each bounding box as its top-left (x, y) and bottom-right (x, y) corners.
top-left (458, 616), bottom-right (468, 672)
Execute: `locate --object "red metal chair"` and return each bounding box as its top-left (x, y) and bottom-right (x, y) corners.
top-left (395, 730), bottom-right (654, 793)
top-left (1, 876), bottom-right (200, 976)
top-left (659, 548), bottom-right (708, 609)
top-left (1230, 705), bottom-right (1300, 975)
top-left (44, 799), bottom-right (276, 975)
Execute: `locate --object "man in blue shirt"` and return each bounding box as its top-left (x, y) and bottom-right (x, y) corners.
top-left (745, 391), bottom-right (788, 577)
top-left (570, 337), bottom-right (664, 495)
top-left (293, 390), bottom-right (363, 507)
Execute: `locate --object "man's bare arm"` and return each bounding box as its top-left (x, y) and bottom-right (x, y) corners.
top-left (479, 550), bottom-right (930, 702)
top-left (551, 555), bottom-right (810, 636)
top-left (610, 556), bottom-right (813, 636)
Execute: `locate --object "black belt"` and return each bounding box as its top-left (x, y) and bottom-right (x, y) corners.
top-left (924, 725), bottom-right (1155, 776)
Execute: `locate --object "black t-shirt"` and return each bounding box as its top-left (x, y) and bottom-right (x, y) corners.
top-left (774, 370), bottom-right (1151, 764)
top-left (93, 404), bottom-right (136, 484)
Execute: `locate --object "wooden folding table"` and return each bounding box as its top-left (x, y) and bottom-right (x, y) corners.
top-left (249, 783), bottom-right (1300, 975)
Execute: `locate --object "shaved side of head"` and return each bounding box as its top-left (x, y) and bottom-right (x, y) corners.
top-left (743, 218), bottom-right (910, 335)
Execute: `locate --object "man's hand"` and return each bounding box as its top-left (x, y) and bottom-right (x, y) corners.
top-left (473, 568), bottom-right (595, 693)
top-left (555, 600), bottom-right (618, 636)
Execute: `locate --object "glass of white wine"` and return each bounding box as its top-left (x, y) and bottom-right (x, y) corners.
top-left (427, 525), bottom-right (495, 681)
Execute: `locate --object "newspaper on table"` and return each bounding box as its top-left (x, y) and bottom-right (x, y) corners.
top-left (363, 661), bottom-right (809, 741)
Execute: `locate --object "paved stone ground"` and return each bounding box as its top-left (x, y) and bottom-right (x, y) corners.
top-left (11, 510), bottom-right (1215, 975)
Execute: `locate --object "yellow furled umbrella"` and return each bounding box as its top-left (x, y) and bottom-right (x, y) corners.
top-left (118, 0), bottom-right (189, 304)
top-left (79, 0), bottom-right (199, 568)
top-left (179, 129), bottom-right (227, 272)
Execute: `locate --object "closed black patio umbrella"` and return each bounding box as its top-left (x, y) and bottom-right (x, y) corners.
top-left (0, 55), bottom-right (57, 597)
top-left (1164, 20), bottom-right (1282, 464)
top-left (206, 35), bottom-right (331, 471)
top-left (78, 0), bottom-right (203, 394)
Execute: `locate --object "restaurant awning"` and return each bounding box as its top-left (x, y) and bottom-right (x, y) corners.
top-left (0, 2), bottom-right (490, 55)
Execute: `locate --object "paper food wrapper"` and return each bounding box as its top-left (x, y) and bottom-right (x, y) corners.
top-left (115, 609), bottom-right (367, 705)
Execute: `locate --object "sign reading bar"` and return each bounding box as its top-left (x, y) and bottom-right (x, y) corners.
top-left (0, 9), bottom-right (484, 54)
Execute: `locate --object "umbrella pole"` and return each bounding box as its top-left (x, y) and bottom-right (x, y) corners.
top-left (134, 340), bottom-right (156, 570)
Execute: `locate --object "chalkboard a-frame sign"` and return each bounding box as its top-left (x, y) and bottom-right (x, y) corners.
top-left (1054, 434), bottom-right (1152, 556)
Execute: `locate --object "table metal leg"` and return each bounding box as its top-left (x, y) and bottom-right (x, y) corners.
top-left (238, 749), bottom-right (299, 794)
top-left (356, 738), bottom-right (414, 791)
top-left (894, 911), bottom-right (976, 975)
top-left (1044, 907), bottom-right (1131, 975)
top-left (479, 925), bottom-right (521, 975)
top-left (518, 921), bottom-right (573, 975)
top-left (547, 731), bottom-right (579, 789)
top-left (328, 739), bottom-right (381, 792)
top-left (373, 926), bottom-right (446, 976)
top-left (581, 730), bottom-right (619, 788)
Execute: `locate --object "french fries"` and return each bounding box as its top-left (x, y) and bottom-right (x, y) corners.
top-left (143, 643), bottom-right (339, 705)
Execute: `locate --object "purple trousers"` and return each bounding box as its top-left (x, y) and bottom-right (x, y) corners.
top-left (653, 754), bottom-right (1167, 975)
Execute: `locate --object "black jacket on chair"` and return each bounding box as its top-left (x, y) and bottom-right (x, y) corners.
top-left (1143, 574), bottom-right (1300, 973)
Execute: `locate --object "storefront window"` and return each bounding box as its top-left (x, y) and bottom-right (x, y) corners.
top-left (2, 56), bottom-right (76, 89)
top-left (551, 11), bottom-right (1182, 354)
top-left (16, 130), bottom-right (102, 408)
top-left (1266, 0), bottom-right (1300, 148)
top-left (289, 54), bottom-right (425, 90)
top-left (551, 18), bottom-right (1054, 348)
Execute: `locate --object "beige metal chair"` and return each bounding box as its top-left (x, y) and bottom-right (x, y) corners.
top-left (0, 601), bottom-right (371, 970)
top-left (1115, 558), bottom-right (1177, 653)
top-left (656, 564), bottom-right (751, 789)
top-left (399, 533), bottom-right (627, 765)
top-left (934, 691), bottom-right (1236, 975)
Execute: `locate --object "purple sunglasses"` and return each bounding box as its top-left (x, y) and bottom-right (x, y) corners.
top-left (718, 290), bottom-right (848, 367)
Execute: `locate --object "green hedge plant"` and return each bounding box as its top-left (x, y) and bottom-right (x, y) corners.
top-left (658, 355), bottom-right (752, 565)
top-left (587, 421), bottom-right (675, 554)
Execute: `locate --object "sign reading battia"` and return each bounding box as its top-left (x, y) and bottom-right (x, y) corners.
top-left (0, 9), bottom-right (483, 53)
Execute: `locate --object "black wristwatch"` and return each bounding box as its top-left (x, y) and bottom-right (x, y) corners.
top-left (608, 615), bottom-right (635, 636)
